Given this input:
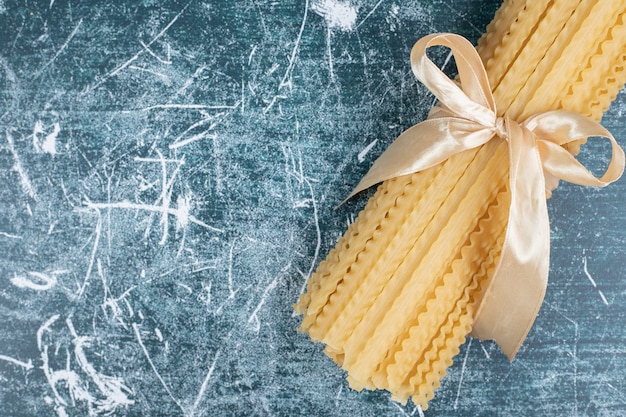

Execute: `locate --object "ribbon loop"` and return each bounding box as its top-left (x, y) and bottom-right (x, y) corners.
top-left (347, 33), bottom-right (625, 359)
top-left (410, 33), bottom-right (496, 126)
top-left (524, 110), bottom-right (626, 187)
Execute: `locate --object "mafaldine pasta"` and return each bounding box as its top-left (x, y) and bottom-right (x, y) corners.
top-left (295, 0), bottom-right (626, 410)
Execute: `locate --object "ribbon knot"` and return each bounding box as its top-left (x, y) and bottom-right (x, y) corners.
top-left (346, 33), bottom-right (625, 360)
top-left (495, 117), bottom-right (508, 140)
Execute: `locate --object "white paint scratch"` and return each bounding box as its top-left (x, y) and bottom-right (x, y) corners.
top-left (132, 323), bottom-right (185, 414)
top-left (0, 231), bottom-right (22, 239)
top-left (304, 179), bottom-right (321, 276)
top-left (155, 328), bottom-right (164, 342)
top-left (177, 282), bottom-right (192, 294)
top-left (248, 277), bottom-right (279, 332)
top-left (357, 139), bottom-right (378, 162)
top-left (431, 50), bottom-right (453, 108)
top-left (215, 241), bottom-right (241, 314)
top-left (241, 75), bottom-right (245, 114)
top-left (583, 256), bottom-right (597, 287)
top-left (11, 271), bottom-right (57, 291)
top-left (334, 384), bottom-right (342, 407)
top-left (171, 105), bottom-right (237, 150)
top-left (139, 39), bottom-right (172, 64)
top-left (6, 130), bottom-right (37, 200)
top-left (297, 177), bottom-right (321, 298)
top-left (546, 302), bottom-right (580, 414)
top-left (77, 208), bottom-right (102, 299)
top-left (311, 0), bottom-right (357, 31)
top-left (135, 156), bottom-right (184, 164)
top-left (441, 1), bottom-right (483, 35)
top-left (391, 402), bottom-right (421, 417)
top-left (440, 50), bottom-right (454, 72)
top-left (37, 19), bottom-right (83, 77)
top-left (49, 369), bottom-right (93, 409)
top-left (454, 338), bottom-right (472, 410)
top-left (280, 145), bottom-right (322, 305)
top-left (85, 200), bottom-right (223, 233)
top-left (37, 315), bottom-right (60, 350)
top-left (267, 63), bottom-right (280, 76)
top-left (37, 315), bottom-right (69, 413)
top-left (248, 45), bottom-right (257, 66)
top-left (0, 354), bottom-right (33, 370)
top-left (66, 318), bottom-right (135, 414)
top-left (174, 66), bottom-right (206, 98)
top-left (263, 0), bottom-right (308, 113)
top-left (263, 94), bottom-right (287, 114)
top-left (169, 112), bottom-right (219, 147)
top-left (192, 260), bottom-right (218, 273)
top-left (392, 402), bottom-right (410, 417)
top-left (227, 241), bottom-right (239, 299)
top-left (86, 1), bottom-right (191, 92)
top-left (138, 103), bottom-right (238, 112)
top-left (169, 132), bottom-right (217, 150)
top-left (583, 256), bottom-right (609, 306)
top-left (279, 0), bottom-right (309, 90)
top-left (293, 199), bottom-right (312, 208)
top-left (128, 65), bottom-right (170, 83)
top-left (356, 0), bottom-right (385, 29)
top-left (190, 350), bottom-right (221, 416)
top-left (156, 149), bottom-right (170, 244)
top-left (325, 25), bottom-right (335, 82)
top-left (480, 342), bottom-right (491, 360)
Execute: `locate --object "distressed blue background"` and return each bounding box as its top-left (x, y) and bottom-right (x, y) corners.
top-left (1, 1), bottom-right (625, 416)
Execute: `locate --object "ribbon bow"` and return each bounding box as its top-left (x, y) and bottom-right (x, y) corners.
top-left (348, 33), bottom-right (625, 360)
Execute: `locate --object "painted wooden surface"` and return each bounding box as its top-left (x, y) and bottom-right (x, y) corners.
top-left (1, 1), bottom-right (625, 416)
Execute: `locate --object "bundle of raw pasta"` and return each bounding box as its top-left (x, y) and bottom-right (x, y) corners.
top-left (295, 0), bottom-right (626, 410)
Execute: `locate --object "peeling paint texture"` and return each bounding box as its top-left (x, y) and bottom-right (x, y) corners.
top-left (1, 1), bottom-right (626, 416)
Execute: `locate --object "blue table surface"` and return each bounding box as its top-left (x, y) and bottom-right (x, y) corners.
top-left (1, 1), bottom-right (625, 416)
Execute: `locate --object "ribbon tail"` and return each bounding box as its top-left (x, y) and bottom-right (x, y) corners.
top-left (343, 117), bottom-right (495, 203)
top-left (471, 121), bottom-right (550, 360)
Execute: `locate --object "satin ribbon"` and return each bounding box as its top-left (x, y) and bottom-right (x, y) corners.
top-left (347, 33), bottom-right (624, 360)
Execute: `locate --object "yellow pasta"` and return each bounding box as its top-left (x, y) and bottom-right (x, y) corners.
top-left (385, 187), bottom-right (510, 401)
top-left (296, 0), bottom-right (626, 410)
top-left (512, 0), bottom-right (625, 119)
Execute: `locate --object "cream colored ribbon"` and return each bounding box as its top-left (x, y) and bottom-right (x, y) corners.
top-left (348, 33), bottom-right (625, 360)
